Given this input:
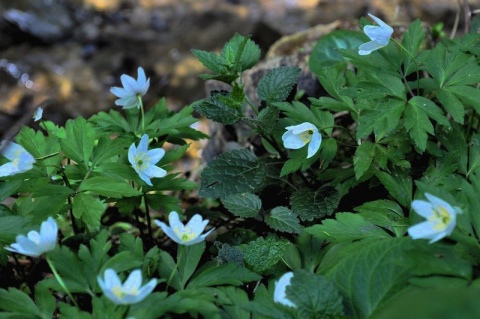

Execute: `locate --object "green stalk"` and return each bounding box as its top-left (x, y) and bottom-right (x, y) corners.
top-left (166, 246), bottom-right (184, 290)
top-left (392, 38), bottom-right (420, 95)
top-left (138, 95), bottom-right (145, 133)
top-left (46, 256), bottom-right (79, 309)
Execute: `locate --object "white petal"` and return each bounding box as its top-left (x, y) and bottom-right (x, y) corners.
top-left (307, 129), bottom-right (322, 158)
top-left (407, 221), bottom-right (437, 240)
top-left (363, 25), bottom-right (392, 45)
top-left (185, 214), bottom-right (208, 234)
top-left (1, 142), bottom-right (24, 161)
top-left (138, 171), bottom-right (153, 186)
top-left (282, 131), bottom-right (306, 149)
top-left (110, 86), bottom-right (130, 99)
top-left (123, 269), bottom-right (142, 291)
top-left (274, 272), bottom-right (296, 308)
top-left (103, 269), bottom-right (122, 290)
top-left (424, 193), bottom-right (456, 216)
top-left (143, 165), bottom-right (167, 179)
top-left (411, 200), bottom-right (434, 219)
top-left (367, 13), bottom-right (394, 33)
top-left (0, 162), bottom-right (17, 177)
top-left (128, 143), bottom-right (137, 167)
top-left (358, 41), bottom-right (385, 55)
top-left (137, 67), bottom-right (146, 87)
top-left (137, 135), bottom-right (150, 153)
top-left (155, 219), bottom-right (182, 244)
top-left (147, 148), bottom-right (165, 164)
top-left (120, 74), bottom-right (138, 94)
top-left (134, 278), bottom-right (157, 302)
top-left (168, 211), bottom-right (183, 230)
top-left (289, 122), bottom-right (316, 134)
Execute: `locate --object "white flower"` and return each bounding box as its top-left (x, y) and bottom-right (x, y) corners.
top-left (110, 67), bottom-right (150, 109)
top-left (5, 217), bottom-right (57, 257)
top-left (154, 211), bottom-right (214, 246)
top-left (128, 134), bottom-right (166, 186)
top-left (0, 141), bottom-right (35, 177)
top-left (358, 13), bottom-right (393, 55)
top-left (282, 122), bottom-right (322, 159)
top-left (408, 193), bottom-right (458, 243)
top-left (33, 107), bottom-right (43, 122)
top-left (98, 268), bottom-right (157, 305)
top-left (274, 272), bottom-right (296, 308)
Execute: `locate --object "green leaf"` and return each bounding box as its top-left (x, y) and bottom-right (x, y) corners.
top-left (188, 261), bottom-right (261, 288)
top-left (357, 100), bottom-right (405, 140)
top-left (291, 187), bottom-right (339, 221)
top-left (436, 89), bottom-right (465, 124)
top-left (0, 288), bottom-right (42, 317)
top-left (257, 67), bottom-right (301, 103)
top-left (60, 117), bottom-right (96, 166)
top-left (191, 49), bottom-right (228, 75)
top-left (306, 212), bottom-right (391, 242)
top-left (178, 243), bottom-right (205, 290)
top-left (248, 106), bottom-right (280, 135)
top-left (287, 270), bottom-right (344, 319)
top-left (322, 238), bottom-right (414, 319)
top-left (376, 170), bottom-right (412, 207)
top-left (199, 149), bottom-right (266, 199)
top-left (274, 101), bottom-right (321, 128)
top-left (401, 19), bottom-right (424, 74)
top-left (309, 30), bottom-right (366, 73)
top-left (78, 176), bottom-right (141, 198)
top-left (354, 200), bottom-right (407, 237)
top-left (353, 141), bottom-right (376, 179)
top-left (226, 33), bottom-right (261, 72)
top-left (221, 193), bottom-right (261, 218)
top-left (265, 206), bottom-right (302, 234)
top-left (91, 136), bottom-right (128, 167)
top-left (214, 242), bottom-right (244, 266)
top-left (194, 91), bottom-right (243, 125)
top-left (0, 216), bottom-right (32, 243)
top-left (241, 236), bottom-right (290, 274)
top-left (72, 193), bottom-right (107, 230)
top-left (448, 85), bottom-right (480, 114)
top-left (403, 101), bottom-right (434, 151)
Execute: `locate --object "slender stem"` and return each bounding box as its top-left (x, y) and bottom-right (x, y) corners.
top-left (59, 168), bottom-right (79, 235)
top-left (138, 95), bottom-right (145, 133)
top-left (166, 246), bottom-right (184, 290)
top-left (46, 256), bottom-right (79, 309)
top-left (244, 94), bottom-right (259, 116)
top-left (143, 193), bottom-right (153, 241)
top-left (391, 38), bottom-right (420, 95)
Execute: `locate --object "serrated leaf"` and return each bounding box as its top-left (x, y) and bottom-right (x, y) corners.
top-left (60, 117), bottom-right (96, 166)
top-left (401, 19), bottom-right (424, 74)
top-left (191, 49), bottom-right (227, 75)
top-left (287, 270), bottom-right (344, 319)
top-left (265, 206), bottom-right (302, 234)
top-left (249, 106), bottom-right (280, 134)
top-left (309, 30), bottom-right (365, 74)
top-left (357, 100), bottom-right (405, 140)
top-left (436, 89), bottom-right (465, 124)
top-left (188, 261), bottom-right (261, 288)
top-left (306, 212), bottom-right (391, 242)
top-left (241, 236), bottom-right (290, 274)
top-left (403, 101), bottom-right (433, 151)
top-left (257, 67), bottom-right (301, 102)
top-left (291, 187), bottom-right (339, 221)
top-left (71, 193), bottom-right (107, 230)
top-left (194, 91), bottom-right (243, 125)
top-left (221, 192), bottom-right (261, 218)
top-left (353, 141), bottom-right (376, 180)
top-left (448, 85), bottom-right (480, 114)
top-left (78, 176), bottom-right (141, 198)
top-left (376, 170), bottom-right (412, 207)
top-left (322, 238), bottom-right (414, 319)
top-left (199, 149), bottom-right (266, 199)
top-left (354, 200), bottom-right (407, 237)
top-left (0, 288), bottom-right (42, 317)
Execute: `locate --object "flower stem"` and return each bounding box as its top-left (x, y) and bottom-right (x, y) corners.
top-left (391, 38), bottom-right (420, 95)
top-left (46, 256), bottom-right (79, 309)
top-left (143, 193), bottom-right (153, 241)
top-left (138, 95), bottom-right (145, 133)
top-left (166, 246), bottom-right (184, 290)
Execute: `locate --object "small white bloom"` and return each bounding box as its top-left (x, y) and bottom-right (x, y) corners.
top-left (98, 268), bottom-right (157, 305)
top-left (154, 211), bottom-right (214, 246)
top-left (33, 107), bottom-right (43, 122)
top-left (282, 122), bottom-right (322, 159)
top-left (0, 141), bottom-right (35, 177)
top-left (274, 272), bottom-right (296, 308)
top-left (128, 134), bottom-right (167, 186)
top-left (110, 67), bottom-right (150, 109)
top-left (5, 217), bottom-right (57, 257)
top-left (358, 13), bottom-right (393, 55)
top-left (408, 193), bottom-right (458, 243)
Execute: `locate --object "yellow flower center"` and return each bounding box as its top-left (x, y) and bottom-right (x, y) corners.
top-left (174, 226), bottom-right (197, 243)
top-left (112, 285), bottom-right (138, 299)
top-left (299, 130), bottom-right (313, 143)
top-left (134, 153), bottom-right (150, 171)
top-left (429, 206), bottom-right (452, 231)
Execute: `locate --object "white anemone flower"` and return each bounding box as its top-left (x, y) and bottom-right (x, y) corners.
top-left (5, 217), bottom-right (57, 257)
top-left (408, 193), bottom-right (458, 243)
top-left (273, 272), bottom-right (296, 308)
top-left (0, 141), bottom-right (35, 177)
top-left (33, 107), bottom-right (43, 122)
top-left (110, 67), bottom-right (150, 109)
top-left (98, 268), bottom-right (157, 305)
top-left (358, 13), bottom-right (393, 55)
top-left (128, 134), bottom-right (167, 186)
top-left (154, 211), bottom-right (214, 246)
top-left (282, 122), bottom-right (322, 159)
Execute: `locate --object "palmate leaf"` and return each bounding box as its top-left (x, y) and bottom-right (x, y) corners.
top-left (357, 99), bottom-right (404, 140)
top-left (71, 193), bottom-right (107, 230)
top-left (321, 238), bottom-right (414, 319)
top-left (199, 149), bottom-right (266, 199)
top-left (60, 117), bottom-right (96, 167)
top-left (287, 270), bottom-right (344, 319)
